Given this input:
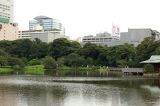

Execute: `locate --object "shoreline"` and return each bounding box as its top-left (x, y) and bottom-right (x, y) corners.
top-left (0, 75), bottom-right (159, 83)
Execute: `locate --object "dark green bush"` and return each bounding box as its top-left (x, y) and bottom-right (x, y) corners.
top-left (144, 64), bottom-right (154, 73)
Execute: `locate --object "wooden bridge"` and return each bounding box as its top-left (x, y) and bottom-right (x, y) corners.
top-left (122, 68), bottom-right (144, 75)
top-left (109, 67), bottom-right (144, 76)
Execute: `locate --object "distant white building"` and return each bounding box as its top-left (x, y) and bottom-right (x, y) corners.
top-left (82, 32), bottom-right (119, 46)
top-left (75, 37), bottom-right (82, 43)
top-left (82, 29), bottom-right (160, 47)
top-left (120, 28), bottom-right (160, 46)
top-left (18, 31), bottom-right (32, 40)
top-left (18, 30), bottom-right (67, 43)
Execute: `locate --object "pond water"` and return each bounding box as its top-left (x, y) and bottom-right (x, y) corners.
top-left (0, 76), bottom-right (159, 106)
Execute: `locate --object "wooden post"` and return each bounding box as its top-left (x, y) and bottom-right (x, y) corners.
top-left (87, 71), bottom-right (88, 77)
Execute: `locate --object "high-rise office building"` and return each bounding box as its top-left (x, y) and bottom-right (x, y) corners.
top-left (29, 16), bottom-right (63, 31)
top-left (0, 0), bottom-right (14, 23)
top-left (0, 0), bottom-right (18, 41)
top-left (19, 16), bottom-right (66, 42)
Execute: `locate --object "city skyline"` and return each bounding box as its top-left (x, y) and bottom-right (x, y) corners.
top-left (14, 0), bottom-right (160, 39)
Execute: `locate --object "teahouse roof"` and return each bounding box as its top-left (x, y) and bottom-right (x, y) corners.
top-left (140, 55), bottom-right (160, 63)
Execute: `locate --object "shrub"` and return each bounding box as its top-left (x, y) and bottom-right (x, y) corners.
top-left (28, 59), bottom-right (41, 66)
top-left (8, 57), bottom-right (25, 69)
top-left (144, 64), bottom-right (154, 73)
top-left (43, 56), bottom-right (57, 69)
top-left (24, 65), bottom-right (44, 75)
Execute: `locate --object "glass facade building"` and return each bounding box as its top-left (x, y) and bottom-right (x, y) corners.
top-left (29, 16), bottom-right (62, 31)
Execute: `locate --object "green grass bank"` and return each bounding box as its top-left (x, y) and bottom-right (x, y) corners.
top-left (24, 65), bottom-right (44, 75)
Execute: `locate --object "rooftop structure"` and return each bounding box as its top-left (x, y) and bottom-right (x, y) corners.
top-left (140, 55), bottom-right (160, 63)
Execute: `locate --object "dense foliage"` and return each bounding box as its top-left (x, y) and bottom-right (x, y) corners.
top-left (0, 37), bottom-right (159, 69)
top-left (144, 64), bottom-right (154, 73)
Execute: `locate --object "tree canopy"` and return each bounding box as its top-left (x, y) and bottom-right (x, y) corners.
top-left (0, 37), bottom-right (158, 68)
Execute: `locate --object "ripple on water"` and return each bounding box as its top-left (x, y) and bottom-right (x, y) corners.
top-left (0, 76), bottom-right (159, 106)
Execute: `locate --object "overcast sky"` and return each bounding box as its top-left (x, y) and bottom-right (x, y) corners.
top-left (14, 0), bottom-right (160, 39)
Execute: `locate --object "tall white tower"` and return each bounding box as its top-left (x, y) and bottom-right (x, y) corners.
top-left (112, 24), bottom-right (120, 40)
top-left (0, 0), bottom-right (18, 41)
top-left (0, 0), bottom-right (14, 23)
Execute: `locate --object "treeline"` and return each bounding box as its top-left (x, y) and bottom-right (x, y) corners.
top-left (0, 37), bottom-right (159, 69)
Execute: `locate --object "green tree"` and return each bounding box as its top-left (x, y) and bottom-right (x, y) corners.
top-left (107, 44), bottom-right (136, 67)
top-left (8, 57), bottom-right (25, 68)
top-left (9, 39), bottom-right (33, 59)
top-left (43, 56), bottom-right (57, 69)
top-left (78, 43), bottom-right (101, 60)
top-left (86, 57), bottom-right (94, 66)
top-left (29, 38), bottom-right (48, 59)
top-left (0, 49), bottom-right (10, 66)
top-left (57, 57), bottom-right (65, 67)
top-left (0, 56), bottom-right (8, 66)
top-left (136, 37), bottom-right (159, 62)
top-left (70, 41), bottom-right (81, 50)
top-left (117, 60), bottom-right (128, 68)
top-left (49, 38), bottom-right (80, 59)
top-left (64, 53), bottom-right (85, 67)
top-left (0, 49), bottom-right (9, 57)
top-left (97, 52), bottom-right (109, 66)
top-left (27, 59), bottom-right (42, 66)
top-left (0, 40), bottom-right (13, 53)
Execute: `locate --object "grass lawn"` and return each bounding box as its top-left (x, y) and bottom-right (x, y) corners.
top-left (24, 65), bottom-right (44, 75)
top-left (0, 67), bottom-right (14, 74)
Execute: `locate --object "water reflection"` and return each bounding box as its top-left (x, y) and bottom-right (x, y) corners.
top-left (0, 76), bottom-right (159, 106)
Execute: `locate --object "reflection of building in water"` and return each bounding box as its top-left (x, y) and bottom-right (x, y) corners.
top-left (0, 77), bottom-right (160, 106)
top-left (111, 88), bottom-right (121, 106)
top-left (45, 88), bottom-right (66, 106)
top-left (118, 88), bottom-right (148, 106)
top-left (0, 87), bottom-right (18, 106)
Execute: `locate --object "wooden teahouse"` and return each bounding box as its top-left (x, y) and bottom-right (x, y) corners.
top-left (140, 55), bottom-right (160, 72)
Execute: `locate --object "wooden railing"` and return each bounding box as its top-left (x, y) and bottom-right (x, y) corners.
top-left (108, 67), bottom-right (144, 73)
top-left (122, 68), bottom-right (144, 73)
